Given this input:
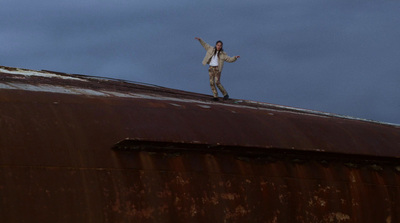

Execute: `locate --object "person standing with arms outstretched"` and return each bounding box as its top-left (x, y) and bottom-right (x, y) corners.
top-left (195, 37), bottom-right (240, 101)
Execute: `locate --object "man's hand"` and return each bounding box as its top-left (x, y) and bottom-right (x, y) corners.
top-left (194, 37), bottom-right (200, 40)
top-left (235, 56), bottom-right (240, 58)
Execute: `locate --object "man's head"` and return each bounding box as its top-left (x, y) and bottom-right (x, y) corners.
top-left (215, 40), bottom-right (223, 51)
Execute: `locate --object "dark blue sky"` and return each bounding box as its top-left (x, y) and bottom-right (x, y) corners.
top-left (1, 0), bottom-right (399, 124)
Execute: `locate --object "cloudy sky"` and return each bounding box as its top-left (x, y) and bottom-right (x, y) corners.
top-left (1, 0), bottom-right (399, 124)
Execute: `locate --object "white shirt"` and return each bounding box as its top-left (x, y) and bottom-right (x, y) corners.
top-left (209, 52), bottom-right (219, 66)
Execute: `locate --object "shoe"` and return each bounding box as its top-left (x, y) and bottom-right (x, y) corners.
top-left (212, 97), bottom-right (219, 101)
top-left (223, 94), bottom-right (229, 100)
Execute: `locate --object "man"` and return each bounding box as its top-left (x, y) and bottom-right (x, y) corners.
top-left (195, 37), bottom-right (240, 101)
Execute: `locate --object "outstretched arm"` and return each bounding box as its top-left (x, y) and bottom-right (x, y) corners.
top-left (195, 37), bottom-right (212, 51)
top-left (224, 55), bottom-right (240, 63)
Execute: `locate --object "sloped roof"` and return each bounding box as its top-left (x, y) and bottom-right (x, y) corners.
top-left (1, 66), bottom-right (399, 158)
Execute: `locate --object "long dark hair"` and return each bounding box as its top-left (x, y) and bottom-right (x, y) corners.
top-left (214, 40), bottom-right (223, 58)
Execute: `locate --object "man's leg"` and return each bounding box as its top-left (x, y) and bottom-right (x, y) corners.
top-left (215, 70), bottom-right (228, 97)
top-left (209, 67), bottom-right (218, 98)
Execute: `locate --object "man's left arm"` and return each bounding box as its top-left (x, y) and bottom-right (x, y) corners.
top-left (224, 54), bottom-right (240, 63)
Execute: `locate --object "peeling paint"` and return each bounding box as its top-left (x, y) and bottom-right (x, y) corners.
top-left (220, 193), bottom-right (240, 200)
top-left (170, 103), bottom-right (182, 107)
top-left (327, 212), bottom-right (350, 222)
top-left (0, 67), bottom-right (87, 81)
top-left (197, 104), bottom-right (211, 109)
top-left (370, 164), bottom-right (383, 171)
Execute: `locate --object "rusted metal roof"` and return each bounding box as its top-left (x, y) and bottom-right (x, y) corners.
top-left (0, 66), bottom-right (399, 222)
top-left (1, 66), bottom-right (398, 157)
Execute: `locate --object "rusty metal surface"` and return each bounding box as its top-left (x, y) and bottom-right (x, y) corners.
top-left (0, 66), bottom-right (400, 222)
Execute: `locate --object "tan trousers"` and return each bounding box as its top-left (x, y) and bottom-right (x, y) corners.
top-left (208, 66), bottom-right (228, 97)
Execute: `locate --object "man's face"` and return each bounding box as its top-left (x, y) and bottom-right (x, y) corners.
top-left (216, 42), bottom-right (222, 51)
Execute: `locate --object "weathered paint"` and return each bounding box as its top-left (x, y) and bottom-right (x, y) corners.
top-left (0, 66), bottom-right (399, 222)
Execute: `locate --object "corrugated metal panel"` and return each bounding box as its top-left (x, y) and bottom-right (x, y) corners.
top-left (0, 66), bottom-right (399, 222)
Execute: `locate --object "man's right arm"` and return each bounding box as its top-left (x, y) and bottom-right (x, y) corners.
top-left (195, 37), bottom-right (212, 51)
